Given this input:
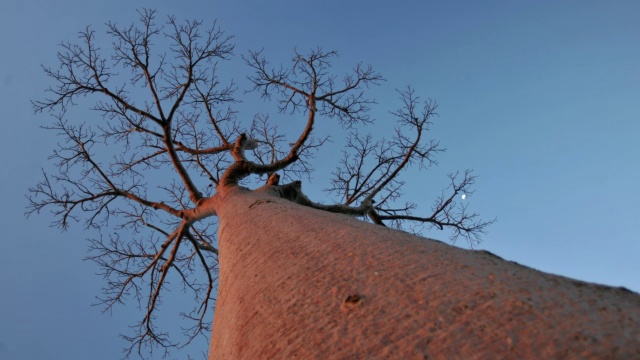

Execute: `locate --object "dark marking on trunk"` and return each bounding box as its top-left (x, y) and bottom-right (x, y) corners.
top-left (249, 199), bottom-right (274, 209)
top-left (344, 294), bottom-right (363, 304)
top-left (341, 294), bottom-right (364, 312)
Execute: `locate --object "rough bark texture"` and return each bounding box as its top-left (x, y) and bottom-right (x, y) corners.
top-left (209, 188), bottom-right (640, 359)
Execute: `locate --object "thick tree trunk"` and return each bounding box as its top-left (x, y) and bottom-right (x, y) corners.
top-left (209, 187), bottom-right (640, 359)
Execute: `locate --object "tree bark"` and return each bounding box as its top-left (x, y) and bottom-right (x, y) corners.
top-left (209, 187), bottom-right (640, 359)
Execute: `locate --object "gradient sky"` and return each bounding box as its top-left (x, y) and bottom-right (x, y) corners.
top-left (1, 1), bottom-right (638, 359)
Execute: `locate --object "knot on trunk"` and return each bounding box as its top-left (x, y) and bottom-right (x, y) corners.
top-left (273, 180), bottom-right (312, 206)
top-left (255, 176), bottom-right (382, 222)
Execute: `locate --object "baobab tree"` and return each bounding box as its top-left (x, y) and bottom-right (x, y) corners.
top-left (29, 10), bottom-right (640, 360)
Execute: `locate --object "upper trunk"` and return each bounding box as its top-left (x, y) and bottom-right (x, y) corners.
top-left (209, 187), bottom-right (640, 359)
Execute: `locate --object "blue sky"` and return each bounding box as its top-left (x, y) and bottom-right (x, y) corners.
top-left (1, 1), bottom-right (638, 359)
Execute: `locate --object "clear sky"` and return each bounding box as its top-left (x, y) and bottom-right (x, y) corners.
top-left (1, 1), bottom-right (638, 359)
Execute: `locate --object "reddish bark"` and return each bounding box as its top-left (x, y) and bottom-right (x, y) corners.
top-left (209, 187), bottom-right (640, 359)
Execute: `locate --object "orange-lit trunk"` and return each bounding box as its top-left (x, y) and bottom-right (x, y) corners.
top-left (209, 187), bottom-right (640, 359)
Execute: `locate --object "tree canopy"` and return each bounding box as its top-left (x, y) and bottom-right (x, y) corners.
top-left (28, 9), bottom-right (494, 357)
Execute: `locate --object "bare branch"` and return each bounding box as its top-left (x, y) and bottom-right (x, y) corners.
top-left (376, 170), bottom-right (497, 245)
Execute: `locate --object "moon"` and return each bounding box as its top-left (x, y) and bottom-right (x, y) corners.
top-left (461, 194), bottom-right (466, 200)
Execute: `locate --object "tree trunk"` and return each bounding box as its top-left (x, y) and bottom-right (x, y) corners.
top-left (209, 187), bottom-right (640, 359)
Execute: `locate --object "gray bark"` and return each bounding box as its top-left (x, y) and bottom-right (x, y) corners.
top-left (209, 187), bottom-right (640, 359)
